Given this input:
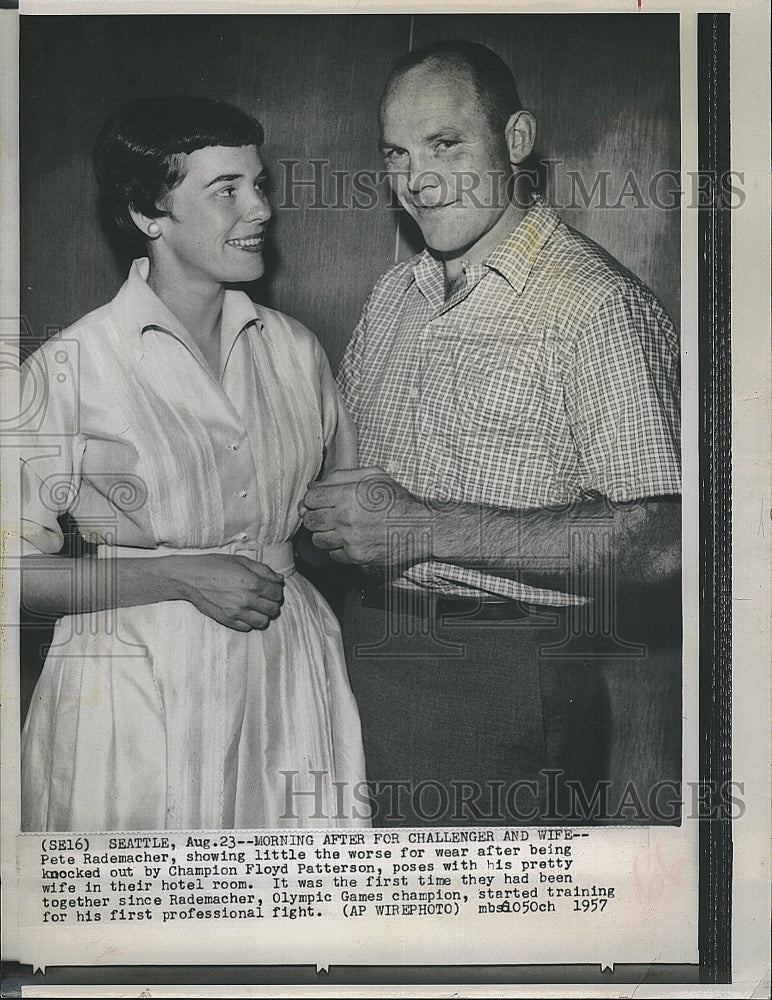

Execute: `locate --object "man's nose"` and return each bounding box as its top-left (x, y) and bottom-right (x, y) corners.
top-left (406, 156), bottom-right (442, 196)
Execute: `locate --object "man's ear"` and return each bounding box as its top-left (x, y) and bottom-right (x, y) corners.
top-left (128, 205), bottom-right (163, 240)
top-left (504, 110), bottom-right (537, 166)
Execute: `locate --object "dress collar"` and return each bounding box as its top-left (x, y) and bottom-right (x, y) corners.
top-left (111, 258), bottom-right (262, 378)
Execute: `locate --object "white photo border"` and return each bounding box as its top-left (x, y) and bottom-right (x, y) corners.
top-left (1, 2), bottom-right (769, 996)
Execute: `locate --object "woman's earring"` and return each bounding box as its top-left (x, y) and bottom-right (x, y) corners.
top-left (147, 221), bottom-right (161, 238)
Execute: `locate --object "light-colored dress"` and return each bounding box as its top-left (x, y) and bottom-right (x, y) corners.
top-left (20, 259), bottom-right (368, 831)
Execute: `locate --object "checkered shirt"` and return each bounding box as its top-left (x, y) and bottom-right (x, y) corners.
top-left (337, 198), bottom-right (681, 605)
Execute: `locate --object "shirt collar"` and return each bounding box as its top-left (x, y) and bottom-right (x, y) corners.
top-left (407, 250), bottom-right (445, 308)
top-left (484, 197), bottom-right (561, 294)
top-left (405, 196), bottom-right (561, 297)
top-left (111, 258), bottom-right (262, 375)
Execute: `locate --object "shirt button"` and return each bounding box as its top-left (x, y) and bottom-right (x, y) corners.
top-left (239, 491), bottom-right (248, 499)
top-left (230, 443), bottom-right (239, 451)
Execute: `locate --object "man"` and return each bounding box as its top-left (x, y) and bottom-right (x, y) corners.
top-left (302, 40), bottom-right (681, 826)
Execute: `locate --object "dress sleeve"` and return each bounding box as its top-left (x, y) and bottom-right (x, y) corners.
top-left (315, 339), bottom-right (358, 474)
top-left (565, 287), bottom-right (681, 502)
top-left (335, 295), bottom-right (369, 427)
top-left (19, 341), bottom-right (85, 554)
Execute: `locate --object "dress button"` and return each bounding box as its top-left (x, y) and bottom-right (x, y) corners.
top-left (231, 443), bottom-right (239, 451)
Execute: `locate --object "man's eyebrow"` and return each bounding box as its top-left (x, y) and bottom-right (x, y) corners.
top-left (424, 128), bottom-right (462, 143)
top-left (380, 128), bottom-right (462, 150)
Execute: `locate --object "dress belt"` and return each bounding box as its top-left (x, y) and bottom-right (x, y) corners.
top-left (96, 541), bottom-right (296, 577)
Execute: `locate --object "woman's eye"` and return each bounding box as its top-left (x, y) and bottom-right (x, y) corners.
top-left (216, 187), bottom-right (236, 198)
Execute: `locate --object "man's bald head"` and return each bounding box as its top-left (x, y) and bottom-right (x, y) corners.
top-left (380, 39), bottom-right (523, 135)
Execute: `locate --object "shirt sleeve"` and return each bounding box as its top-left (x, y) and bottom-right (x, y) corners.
top-left (565, 286), bottom-right (681, 502)
top-left (19, 340), bottom-right (85, 554)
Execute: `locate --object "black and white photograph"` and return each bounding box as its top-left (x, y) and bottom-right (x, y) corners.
top-left (16, 12), bottom-right (683, 833)
top-left (1, 1), bottom-right (769, 994)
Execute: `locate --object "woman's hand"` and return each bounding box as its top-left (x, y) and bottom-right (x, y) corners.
top-left (166, 554), bottom-right (285, 631)
top-left (21, 552), bottom-right (285, 629)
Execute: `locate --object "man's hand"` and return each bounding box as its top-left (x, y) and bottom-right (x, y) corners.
top-left (300, 467), bottom-right (428, 568)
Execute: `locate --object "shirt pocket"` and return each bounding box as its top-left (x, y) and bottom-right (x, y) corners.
top-left (454, 335), bottom-right (546, 435)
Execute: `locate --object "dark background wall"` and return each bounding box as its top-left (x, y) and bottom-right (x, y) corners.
top-left (20, 14), bottom-right (410, 371)
top-left (20, 13), bottom-right (679, 367)
top-left (20, 13), bottom-right (681, 806)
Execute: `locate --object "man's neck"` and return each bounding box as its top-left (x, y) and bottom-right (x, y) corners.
top-left (443, 269), bottom-right (467, 300)
top-left (442, 199), bottom-right (530, 288)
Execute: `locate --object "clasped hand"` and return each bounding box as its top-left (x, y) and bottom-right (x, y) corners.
top-left (300, 467), bottom-right (428, 569)
top-left (168, 554), bottom-right (285, 632)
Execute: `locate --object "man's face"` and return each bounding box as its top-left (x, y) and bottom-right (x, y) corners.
top-left (379, 65), bottom-right (513, 259)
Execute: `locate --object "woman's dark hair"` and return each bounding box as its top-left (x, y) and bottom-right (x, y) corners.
top-left (93, 95), bottom-right (264, 244)
top-left (382, 40), bottom-right (522, 134)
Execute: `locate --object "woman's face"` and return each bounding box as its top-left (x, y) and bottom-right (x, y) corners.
top-left (152, 144), bottom-right (271, 287)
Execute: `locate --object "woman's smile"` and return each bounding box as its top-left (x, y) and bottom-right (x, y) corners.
top-left (150, 145), bottom-right (272, 286)
top-left (226, 232), bottom-right (266, 253)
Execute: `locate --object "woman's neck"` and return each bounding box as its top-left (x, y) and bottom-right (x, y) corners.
top-left (146, 258), bottom-right (225, 376)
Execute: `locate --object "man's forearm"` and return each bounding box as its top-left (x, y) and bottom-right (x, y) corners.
top-left (301, 467), bottom-right (681, 589)
top-left (424, 494), bottom-right (682, 590)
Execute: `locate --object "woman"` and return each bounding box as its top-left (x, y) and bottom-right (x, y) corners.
top-left (20, 96), bottom-right (368, 831)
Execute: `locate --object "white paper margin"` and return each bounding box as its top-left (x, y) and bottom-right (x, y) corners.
top-left (1, 1), bottom-right (769, 996)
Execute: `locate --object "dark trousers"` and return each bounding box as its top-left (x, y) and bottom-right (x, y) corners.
top-left (342, 585), bottom-right (610, 826)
